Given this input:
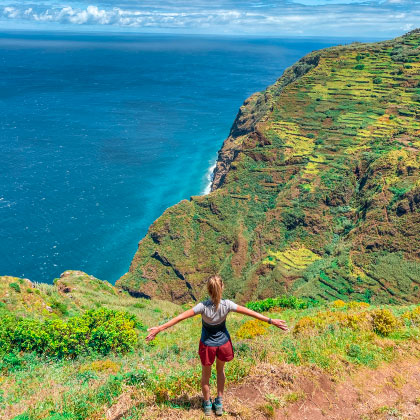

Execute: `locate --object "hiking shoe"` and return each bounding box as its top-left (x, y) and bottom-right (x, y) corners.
top-left (213, 397), bottom-right (223, 416)
top-left (203, 399), bottom-right (212, 417)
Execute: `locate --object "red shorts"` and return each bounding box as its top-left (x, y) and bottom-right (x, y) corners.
top-left (198, 339), bottom-right (234, 366)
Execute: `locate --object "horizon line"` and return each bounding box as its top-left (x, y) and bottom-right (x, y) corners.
top-left (0, 27), bottom-right (394, 41)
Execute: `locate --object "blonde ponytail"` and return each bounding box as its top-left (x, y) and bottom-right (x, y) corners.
top-left (208, 275), bottom-right (224, 309)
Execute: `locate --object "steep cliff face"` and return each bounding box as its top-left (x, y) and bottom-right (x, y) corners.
top-left (117, 30), bottom-right (420, 304)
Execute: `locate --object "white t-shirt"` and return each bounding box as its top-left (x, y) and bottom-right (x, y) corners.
top-left (193, 299), bottom-right (238, 325)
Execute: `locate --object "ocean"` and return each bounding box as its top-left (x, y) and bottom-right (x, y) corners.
top-left (0, 31), bottom-right (377, 283)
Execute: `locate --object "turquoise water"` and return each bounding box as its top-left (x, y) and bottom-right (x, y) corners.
top-left (0, 32), bottom-right (373, 283)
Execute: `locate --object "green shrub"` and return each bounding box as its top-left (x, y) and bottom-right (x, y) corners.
top-left (124, 369), bottom-right (149, 386)
top-left (0, 308), bottom-right (140, 358)
top-left (50, 299), bottom-right (69, 315)
top-left (11, 414), bottom-right (32, 420)
top-left (0, 313), bottom-right (18, 354)
top-left (44, 414), bottom-right (75, 420)
top-left (354, 64), bottom-right (365, 70)
top-left (9, 283), bottom-right (21, 293)
top-left (363, 289), bottom-right (373, 303)
top-left (259, 403), bottom-right (275, 417)
top-left (234, 342), bottom-right (251, 355)
top-left (281, 208), bottom-right (305, 230)
top-left (346, 343), bottom-right (361, 358)
top-left (345, 343), bottom-right (376, 366)
top-left (0, 352), bottom-right (23, 372)
top-left (373, 77), bottom-right (382, 84)
top-left (246, 295), bottom-right (319, 313)
top-left (11, 318), bottom-right (48, 353)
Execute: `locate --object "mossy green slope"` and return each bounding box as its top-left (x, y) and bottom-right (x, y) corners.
top-left (118, 30), bottom-right (420, 305)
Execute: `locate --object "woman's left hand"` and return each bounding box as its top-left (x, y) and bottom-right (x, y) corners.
top-left (145, 326), bottom-right (161, 342)
top-left (271, 319), bottom-right (289, 331)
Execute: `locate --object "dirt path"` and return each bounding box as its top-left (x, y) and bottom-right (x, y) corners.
top-left (125, 358), bottom-right (420, 419)
top-left (277, 359), bottom-right (420, 420)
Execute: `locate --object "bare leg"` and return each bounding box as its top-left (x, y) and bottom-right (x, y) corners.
top-left (215, 358), bottom-right (226, 398)
top-left (201, 364), bottom-right (212, 401)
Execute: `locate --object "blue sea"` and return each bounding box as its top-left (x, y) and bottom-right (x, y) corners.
top-left (0, 31), bottom-right (378, 284)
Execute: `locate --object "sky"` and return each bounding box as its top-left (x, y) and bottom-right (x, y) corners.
top-left (0, 0), bottom-right (419, 37)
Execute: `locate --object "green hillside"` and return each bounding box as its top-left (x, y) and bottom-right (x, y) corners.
top-left (117, 29), bottom-right (420, 305)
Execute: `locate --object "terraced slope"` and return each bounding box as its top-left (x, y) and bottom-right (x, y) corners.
top-left (118, 29), bottom-right (420, 304)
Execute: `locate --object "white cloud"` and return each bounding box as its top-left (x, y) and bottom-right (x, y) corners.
top-left (0, 5), bottom-right (253, 27)
top-left (0, 1), bottom-right (418, 35)
top-left (3, 6), bottom-right (19, 18)
top-left (403, 22), bottom-right (414, 30)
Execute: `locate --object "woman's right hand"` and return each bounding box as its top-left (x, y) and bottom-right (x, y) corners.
top-left (271, 319), bottom-right (289, 331)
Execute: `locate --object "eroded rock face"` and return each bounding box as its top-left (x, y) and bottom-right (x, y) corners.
top-left (117, 30), bottom-right (420, 305)
top-left (57, 283), bottom-right (72, 294)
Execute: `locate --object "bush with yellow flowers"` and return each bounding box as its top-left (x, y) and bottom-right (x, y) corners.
top-left (347, 301), bottom-right (370, 310)
top-left (235, 319), bottom-right (268, 339)
top-left (331, 300), bottom-right (370, 310)
top-left (293, 308), bottom-right (373, 336)
top-left (293, 316), bottom-right (317, 335)
top-left (332, 300), bottom-right (346, 309)
top-left (79, 359), bottom-right (121, 374)
top-left (371, 309), bottom-right (399, 336)
top-left (402, 305), bottom-right (420, 326)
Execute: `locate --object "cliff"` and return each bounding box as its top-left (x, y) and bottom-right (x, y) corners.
top-left (117, 30), bottom-right (420, 304)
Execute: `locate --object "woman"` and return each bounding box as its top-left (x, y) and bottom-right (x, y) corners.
top-left (146, 275), bottom-right (288, 416)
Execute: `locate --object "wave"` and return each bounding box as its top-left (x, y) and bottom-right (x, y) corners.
top-left (0, 197), bottom-right (16, 209)
top-left (202, 160), bottom-right (217, 195)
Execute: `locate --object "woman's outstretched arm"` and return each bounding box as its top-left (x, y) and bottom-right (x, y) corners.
top-left (145, 308), bottom-right (196, 342)
top-left (236, 305), bottom-right (288, 331)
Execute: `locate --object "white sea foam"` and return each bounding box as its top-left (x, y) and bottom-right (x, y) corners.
top-left (202, 160), bottom-right (217, 195)
top-left (0, 197), bottom-right (15, 208)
